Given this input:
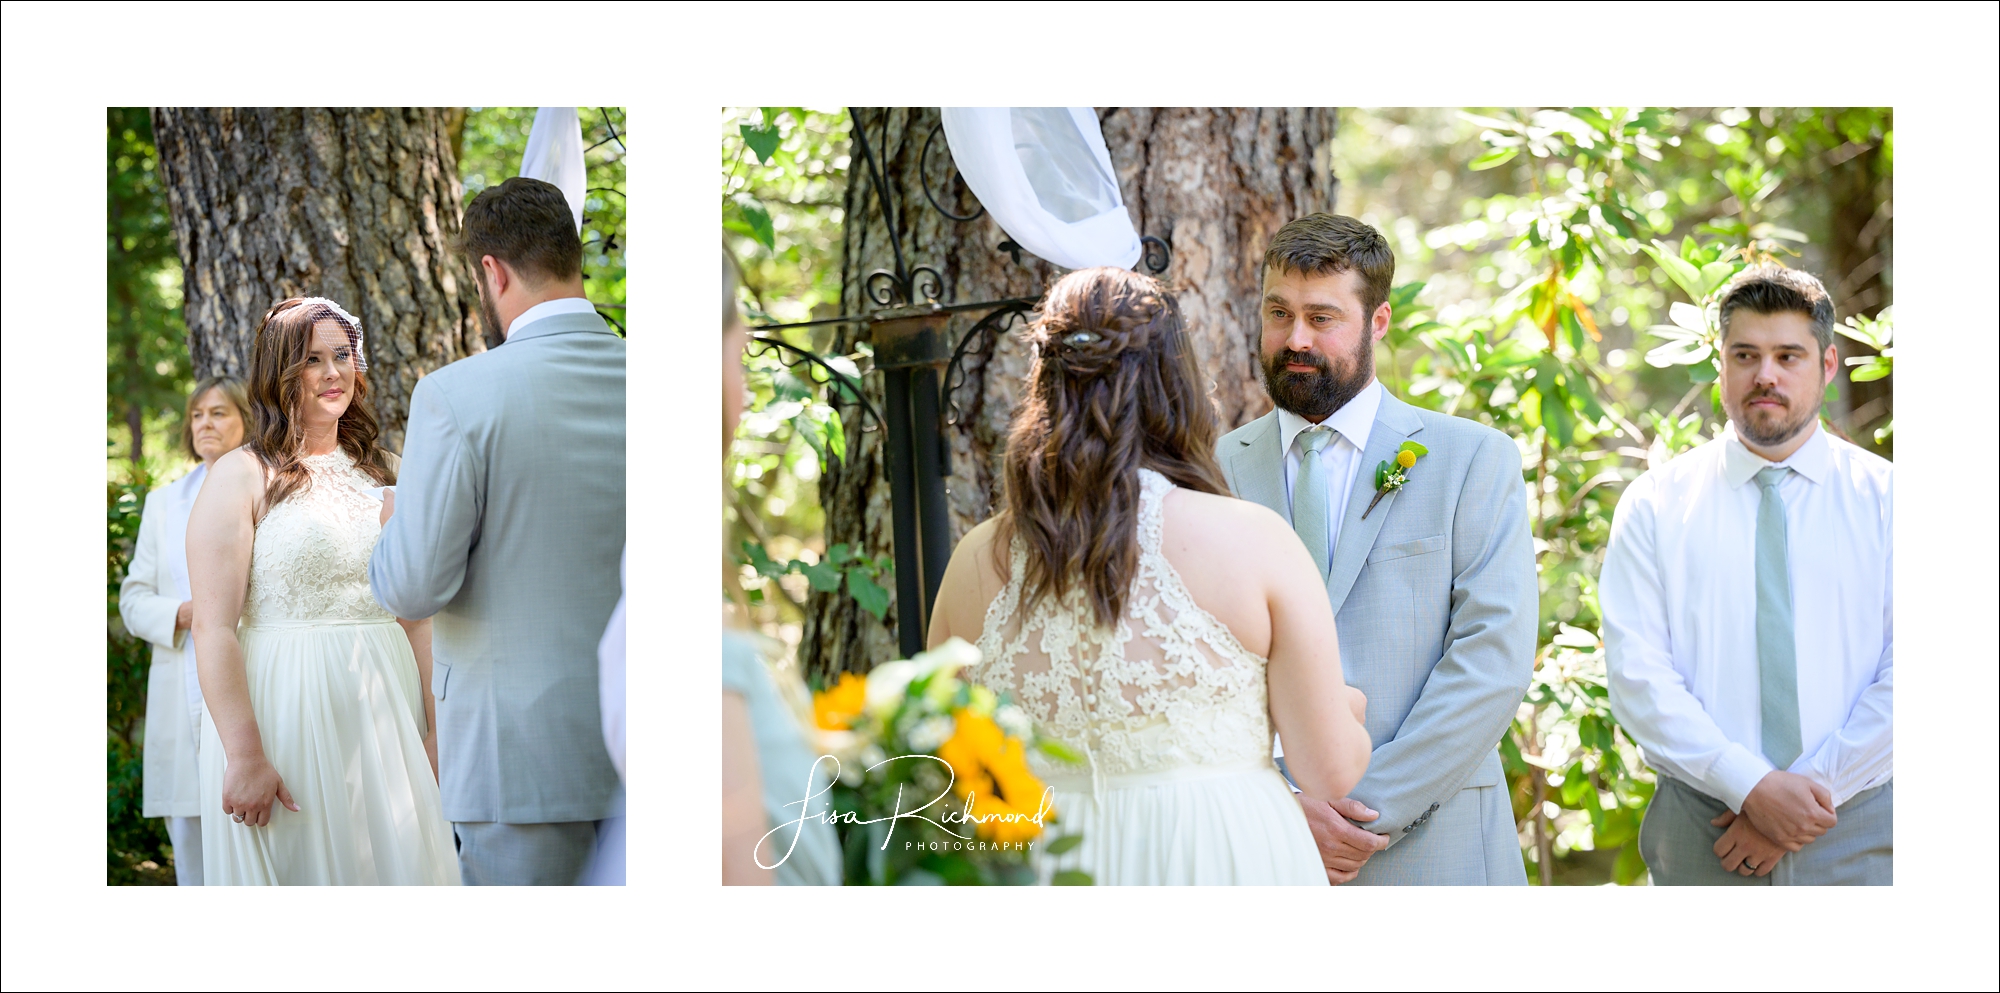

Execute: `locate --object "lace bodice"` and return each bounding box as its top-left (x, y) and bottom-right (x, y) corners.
top-left (972, 468), bottom-right (1274, 779)
top-left (244, 450), bottom-right (396, 626)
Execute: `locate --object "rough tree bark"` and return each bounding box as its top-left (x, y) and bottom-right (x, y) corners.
top-left (153, 107), bottom-right (488, 452)
top-left (803, 107), bottom-right (1338, 679)
top-left (1824, 137), bottom-right (1892, 454)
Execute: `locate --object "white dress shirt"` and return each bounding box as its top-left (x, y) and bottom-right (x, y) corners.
top-left (1276, 378), bottom-right (1382, 561)
top-left (1271, 379), bottom-right (1379, 767)
top-left (506, 295), bottom-right (598, 339)
top-left (1601, 422), bottom-right (1892, 812)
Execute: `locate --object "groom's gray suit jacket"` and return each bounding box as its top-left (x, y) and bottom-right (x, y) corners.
top-left (1218, 391), bottom-right (1535, 884)
top-left (371, 310), bottom-right (625, 825)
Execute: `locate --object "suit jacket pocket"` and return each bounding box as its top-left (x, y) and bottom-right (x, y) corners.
top-left (433, 660), bottom-right (451, 701)
top-left (1366, 533), bottom-right (1447, 564)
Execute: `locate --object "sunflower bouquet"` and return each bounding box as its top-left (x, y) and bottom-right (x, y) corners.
top-left (809, 638), bottom-right (1089, 885)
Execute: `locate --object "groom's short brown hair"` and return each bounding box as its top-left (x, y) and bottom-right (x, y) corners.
top-left (461, 177), bottom-right (583, 286)
top-left (1263, 213), bottom-right (1396, 318)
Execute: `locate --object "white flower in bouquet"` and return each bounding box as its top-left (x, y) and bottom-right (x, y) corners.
top-left (859, 742), bottom-right (888, 770)
top-left (993, 703), bottom-right (1032, 742)
top-left (863, 637), bottom-right (984, 718)
top-left (906, 714), bottom-right (958, 754)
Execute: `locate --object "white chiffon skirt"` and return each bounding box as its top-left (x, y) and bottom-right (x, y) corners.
top-left (199, 618), bottom-right (461, 885)
top-left (1039, 760), bottom-right (1327, 885)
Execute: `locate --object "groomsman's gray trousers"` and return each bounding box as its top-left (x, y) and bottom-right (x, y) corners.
top-left (1640, 776), bottom-right (1892, 885)
top-left (454, 821), bottom-right (603, 886)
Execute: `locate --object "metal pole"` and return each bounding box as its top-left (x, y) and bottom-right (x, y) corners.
top-left (910, 365), bottom-right (952, 633)
top-left (880, 367), bottom-right (926, 659)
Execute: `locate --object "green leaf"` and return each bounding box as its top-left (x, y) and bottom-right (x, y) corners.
top-left (1558, 306), bottom-right (1587, 352)
top-left (825, 543), bottom-right (851, 565)
top-left (1044, 834), bottom-right (1084, 855)
top-left (1388, 282), bottom-right (1427, 309)
top-left (731, 194), bottom-right (774, 250)
top-left (799, 559), bottom-right (841, 593)
top-left (823, 410), bottom-right (848, 463)
top-left (1541, 382), bottom-right (1575, 447)
top-left (1398, 440), bottom-right (1429, 457)
top-left (1566, 377), bottom-right (1608, 422)
top-left (1698, 260), bottom-right (1738, 297)
top-left (1658, 255), bottom-right (1704, 302)
top-left (1613, 840), bottom-right (1648, 885)
top-left (1034, 738), bottom-right (1087, 764)
top-left (1469, 146), bottom-right (1519, 171)
top-left (741, 539), bottom-right (786, 579)
top-left (847, 568), bottom-right (890, 620)
top-left (1051, 870), bottom-right (1094, 886)
top-left (1559, 763), bottom-right (1591, 806)
top-left (739, 122), bottom-right (781, 165)
top-left (1688, 360), bottom-right (1717, 383)
top-left (1848, 357), bottom-right (1892, 383)
top-left (1375, 461), bottom-right (1390, 490)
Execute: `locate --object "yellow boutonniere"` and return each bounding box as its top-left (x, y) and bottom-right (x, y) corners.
top-left (1363, 441), bottom-right (1428, 519)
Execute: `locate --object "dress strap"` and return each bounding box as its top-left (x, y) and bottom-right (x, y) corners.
top-left (1135, 468), bottom-right (1172, 558)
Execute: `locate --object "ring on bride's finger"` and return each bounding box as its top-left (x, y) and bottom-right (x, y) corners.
top-left (232, 813), bottom-right (246, 823)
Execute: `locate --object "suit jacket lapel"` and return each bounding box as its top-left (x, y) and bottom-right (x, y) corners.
top-left (1325, 392), bottom-right (1423, 612)
top-left (1229, 411), bottom-right (1289, 523)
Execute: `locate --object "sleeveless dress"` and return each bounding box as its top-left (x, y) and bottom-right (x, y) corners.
top-left (199, 450), bottom-right (461, 885)
top-left (972, 468), bottom-right (1326, 885)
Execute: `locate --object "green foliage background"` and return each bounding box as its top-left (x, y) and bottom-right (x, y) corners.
top-left (724, 107), bottom-right (1893, 885)
top-left (105, 107), bottom-right (624, 884)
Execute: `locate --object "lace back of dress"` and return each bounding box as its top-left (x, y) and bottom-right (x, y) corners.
top-left (972, 468), bottom-right (1273, 778)
top-left (244, 451), bottom-right (395, 625)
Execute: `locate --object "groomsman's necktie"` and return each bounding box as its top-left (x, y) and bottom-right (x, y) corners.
top-left (1754, 466), bottom-right (1803, 769)
top-left (1292, 428), bottom-right (1335, 579)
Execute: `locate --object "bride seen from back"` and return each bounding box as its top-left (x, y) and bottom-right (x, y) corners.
top-left (927, 267), bottom-right (1371, 884)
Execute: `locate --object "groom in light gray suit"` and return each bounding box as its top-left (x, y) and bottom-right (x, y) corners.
top-left (371, 177), bottom-right (625, 885)
top-left (1218, 214), bottom-right (1536, 885)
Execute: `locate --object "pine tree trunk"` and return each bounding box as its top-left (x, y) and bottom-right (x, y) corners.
top-left (1825, 139), bottom-right (1892, 455)
top-left (152, 107), bottom-right (488, 452)
top-left (803, 107), bottom-right (1338, 679)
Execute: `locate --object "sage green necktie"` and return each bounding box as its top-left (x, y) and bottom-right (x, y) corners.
top-left (1755, 466), bottom-right (1803, 769)
top-left (1293, 428), bottom-right (1335, 578)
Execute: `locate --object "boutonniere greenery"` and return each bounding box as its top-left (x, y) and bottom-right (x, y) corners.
top-left (1362, 441), bottom-right (1428, 519)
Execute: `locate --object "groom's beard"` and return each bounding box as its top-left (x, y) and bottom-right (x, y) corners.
top-left (1261, 333), bottom-right (1374, 420)
top-left (476, 275), bottom-right (504, 342)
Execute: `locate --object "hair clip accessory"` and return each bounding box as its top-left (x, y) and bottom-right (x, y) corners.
top-left (1062, 331), bottom-right (1100, 347)
top-left (290, 296), bottom-right (368, 371)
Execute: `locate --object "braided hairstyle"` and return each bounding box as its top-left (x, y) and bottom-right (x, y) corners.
top-left (996, 267), bottom-right (1231, 629)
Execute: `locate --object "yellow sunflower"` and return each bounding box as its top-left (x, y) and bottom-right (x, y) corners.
top-left (811, 672), bottom-right (867, 731)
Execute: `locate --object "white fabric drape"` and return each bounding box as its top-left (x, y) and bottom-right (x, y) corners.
top-left (940, 107), bottom-right (1141, 271)
top-left (521, 107), bottom-right (586, 231)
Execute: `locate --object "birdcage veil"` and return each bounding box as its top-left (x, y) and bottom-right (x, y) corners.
top-left (278, 296), bottom-right (368, 371)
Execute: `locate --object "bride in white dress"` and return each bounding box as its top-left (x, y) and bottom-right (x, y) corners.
top-left (186, 297), bottom-right (459, 885)
top-left (928, 268), bottom-right (1374, 885)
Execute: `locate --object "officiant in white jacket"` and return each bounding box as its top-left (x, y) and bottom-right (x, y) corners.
top-left (117, 377), bottom-right (249, 886)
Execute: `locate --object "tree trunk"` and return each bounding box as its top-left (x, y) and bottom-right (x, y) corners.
top-left (1824, 138), bottom-right (1892, 456)
top-left (803, 107), bottom-right (1338, 679)
top-left (152, 107), bottom-right (488, 452)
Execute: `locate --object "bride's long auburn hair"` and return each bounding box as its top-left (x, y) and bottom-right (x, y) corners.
top-left (244, 298), bottom-right (395, 509)
top-left (996, 267), bottom-right (1231, 629)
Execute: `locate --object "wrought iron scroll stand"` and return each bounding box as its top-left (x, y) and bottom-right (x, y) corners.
top-left (747, 108), bottom-right (1170, 658)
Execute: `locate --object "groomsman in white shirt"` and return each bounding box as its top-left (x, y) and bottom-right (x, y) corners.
top-left (1602, 266), bottom-right (1891, 885)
